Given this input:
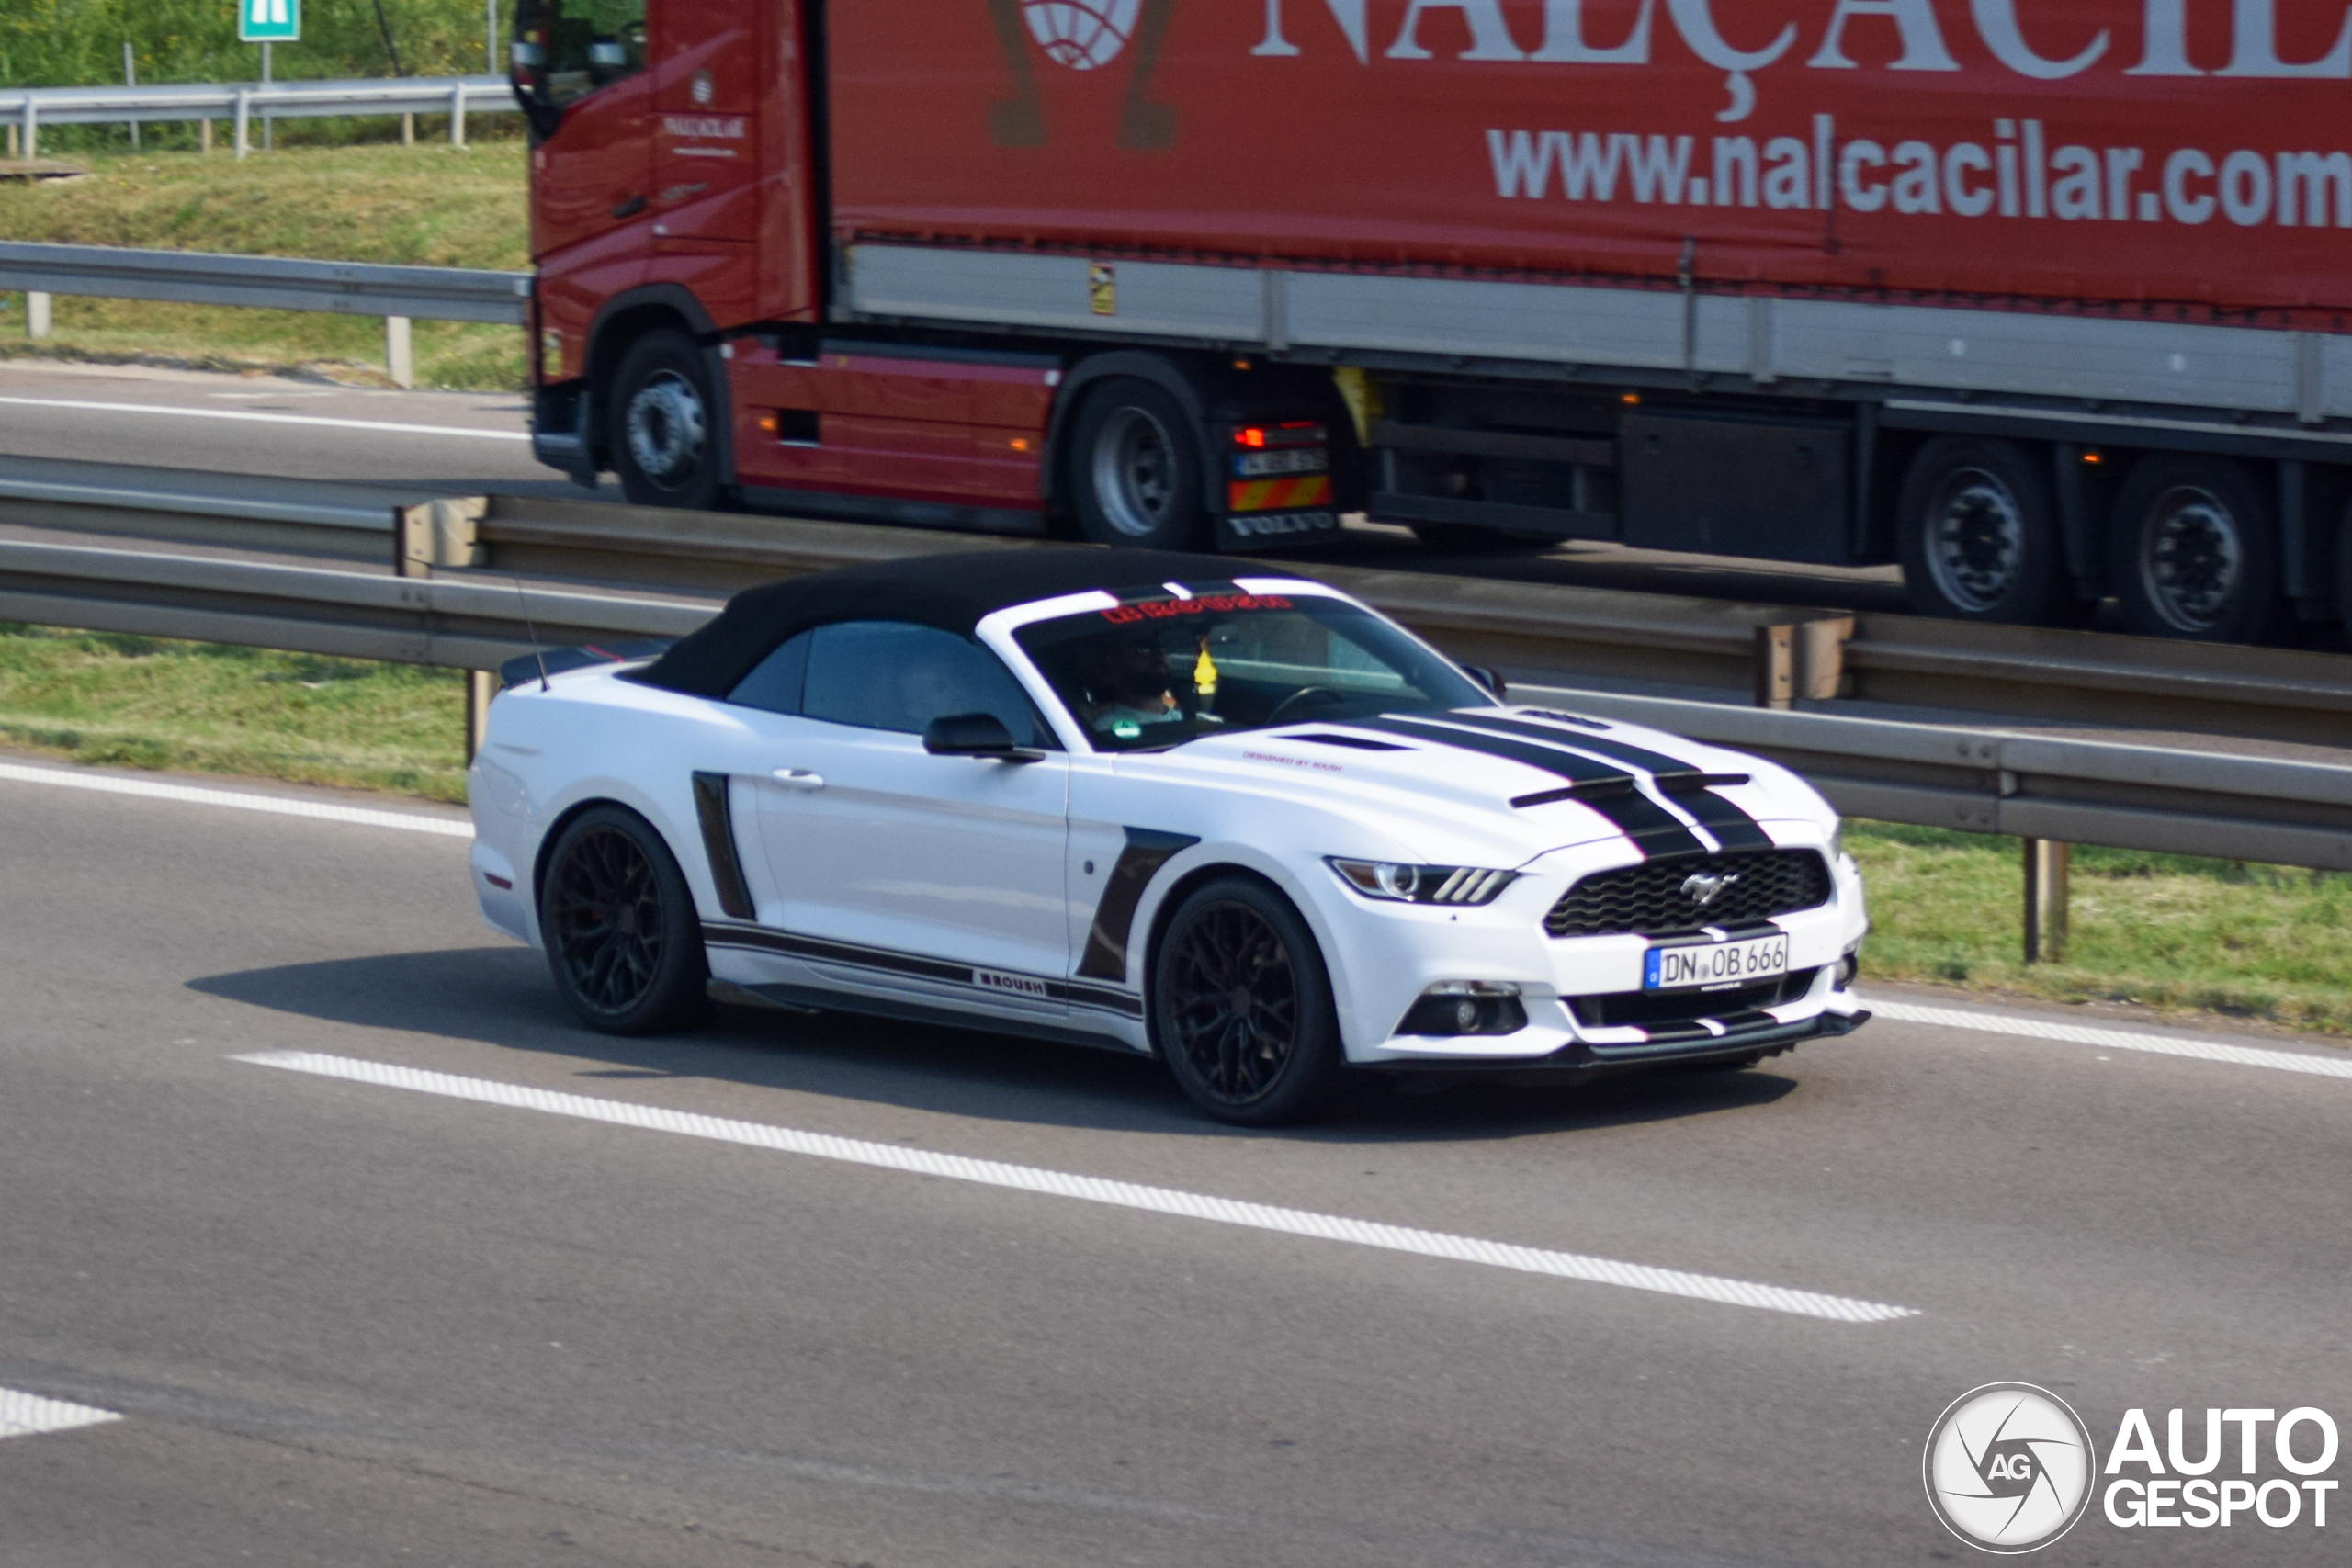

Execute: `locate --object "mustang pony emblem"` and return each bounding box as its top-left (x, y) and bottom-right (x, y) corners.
top-left (1679, 871), bottom-right (1740, 908)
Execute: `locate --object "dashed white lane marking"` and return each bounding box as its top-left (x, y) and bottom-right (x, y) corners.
top-left (0, 394), bottom-right (530, 442)
top-left (1870, 998), bottom-right (2352, 1080)
top-left (0, 1388), bottom-right (120, 1440)
top-left (0, 762), bottom-right (472, 838)
top-left (238, 1050), bottom-right (1920, 1325)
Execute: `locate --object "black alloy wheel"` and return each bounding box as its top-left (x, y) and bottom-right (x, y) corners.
top-left (1069, 377), bottom-right (1209, 549)
top-left (608, 329), bottom-right (727, 510)
top-left (1895, 436), bottom-right (2074, 624)
top-left (539, 806), bottom-right (708, 1034)
top-left (1152, 876), bottom-right (1342, 1124)
top-left (2109, 455), bottom-right (2280, 643)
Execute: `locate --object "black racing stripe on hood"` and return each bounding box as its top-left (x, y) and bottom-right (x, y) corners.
top-left (1429, 711), bottom-right (1774, 852)
top-left (1353, 716), bottom-right (1704, 859)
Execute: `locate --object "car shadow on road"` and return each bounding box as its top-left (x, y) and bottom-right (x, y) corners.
top-left (189, 946), bottom-right (1799, 1145)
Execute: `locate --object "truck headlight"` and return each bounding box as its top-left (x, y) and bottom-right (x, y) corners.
top-left (1328, 859), bottom-right (1516, 905)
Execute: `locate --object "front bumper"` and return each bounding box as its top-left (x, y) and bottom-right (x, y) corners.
top-left (1371, 1007), bottom-right (1871, 1078)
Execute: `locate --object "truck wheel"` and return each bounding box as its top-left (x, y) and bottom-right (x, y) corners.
top-left (1151, 875), bottom-right (1343, 1125)
top-left (609, 330), bottom-right (725, 510)
top-left (1896, 437), bottom-right (2070, 623)
top-left (1069, 378), bottom-right (1208, 549)
top-left (2109, 456), bottom-right (2278, 642)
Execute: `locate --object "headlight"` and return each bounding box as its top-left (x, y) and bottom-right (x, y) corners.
top-left (1328, 858), bottom-right (1516, 905)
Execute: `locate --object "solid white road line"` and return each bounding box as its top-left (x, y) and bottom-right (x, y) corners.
top-left (237, 1050), bottom-right (1921, 1325)
top-left (0, 394), bottom-right (530, 442)
top-left (0, 1388), bottom-right (120, 1440)
top-left (0, 761), bottom-right (472, 839)
top-left (1869, 998), bottom-right (2352, 1081)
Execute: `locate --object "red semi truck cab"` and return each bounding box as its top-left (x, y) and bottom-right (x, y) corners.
top-left (511, 1), bottom-right (2352, 643)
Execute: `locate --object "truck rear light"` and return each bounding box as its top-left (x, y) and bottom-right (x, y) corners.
top-left (1233, 423), bottom-right (1327, 450)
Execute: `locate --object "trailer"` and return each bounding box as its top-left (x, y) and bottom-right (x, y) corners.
top-left (510, 0), bottom-right (2352, 642)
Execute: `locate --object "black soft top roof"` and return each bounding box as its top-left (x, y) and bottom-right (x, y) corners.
top-left (637, 547), bottom-right (1285, 697)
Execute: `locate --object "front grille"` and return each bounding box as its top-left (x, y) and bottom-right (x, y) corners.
top-left (1571, 969), bottom-right (1819, 1029)
top-left (1545, 850), bottom-right (1831, 939)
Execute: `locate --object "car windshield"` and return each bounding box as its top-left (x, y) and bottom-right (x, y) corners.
top-left (1013, 590), bottom-right (1491, 753)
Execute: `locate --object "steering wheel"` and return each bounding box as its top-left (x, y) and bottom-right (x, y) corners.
top-left (1264, 686), bottom-right (1349, 726)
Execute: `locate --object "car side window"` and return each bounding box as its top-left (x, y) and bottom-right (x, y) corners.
top-left (726, 630), bottom-right (811, 715)
top-left (801, 621), bottom-right (1055, 747)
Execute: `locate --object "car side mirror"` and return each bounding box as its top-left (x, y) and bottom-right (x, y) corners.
top-left (1464, 665), bottom-right (1508, 702)
top-left (923, 712), bottom-right (1044, 761)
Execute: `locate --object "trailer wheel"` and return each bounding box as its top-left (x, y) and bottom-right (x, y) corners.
top-left (609, 330), bottom-right (725, 511)
top-left (1895, 438), bottom-right (2069, 623)
top-left (1069, 378), bottom-right (1209, 549)
top-left (2109, 456), bottom-right (2278, 642)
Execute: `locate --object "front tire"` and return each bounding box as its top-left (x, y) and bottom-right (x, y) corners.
top-left (539, 806), bottom-right (709, 1034)
top-left (1896, 437), bottom-right (2072, 624)
top-left (608, 329), bottom-right (726, 510)
top-left (1150, 876), bottom-right (1343, 1125)
top-left (1069, 378), bottom-right (1209, 549)
top-left (2109, 455), bottom-right (2279, 643)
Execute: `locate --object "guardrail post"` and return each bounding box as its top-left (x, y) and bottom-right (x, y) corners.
top-left (233, 92), bottom-right (251, 159)
top-left (450, 83), bottom-right (468, 148)
top-left (1752, 618), bottom-right (1850, 709)
top-left (26, 292), bottom-right (51, 340)
top-left (401, 111), bottom-right (415, 146)
top-left (6, 121), bottom-right (17, 160)
top-left (396, 498), bottom-right (489, 577)
top-left (465, 669), bottom-right (496, 763)
top-left (2022, 839), bottom-right (2071, 964)
top-left (199, 117), bottom-right (213, 154)
top-left (21, 99), bottom-right (35, 163)
top-left (385, 316), bottom-right (415, 389)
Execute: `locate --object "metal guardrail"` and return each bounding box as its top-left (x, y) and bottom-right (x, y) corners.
top-left (6, 457), bottom-right (2349, 748)
top-left (0, 242), bottom-right (529, 326)
top-left (0, 75), bottom-right (516, 158)
top-left (0, 529), bottom-right (2346, 880)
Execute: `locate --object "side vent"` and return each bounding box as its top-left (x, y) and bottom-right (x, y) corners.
top-left (691, 772), bottom-right (755, 919)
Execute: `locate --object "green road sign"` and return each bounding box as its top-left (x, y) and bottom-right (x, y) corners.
top-left (239, 0), bottom-right (300, 44)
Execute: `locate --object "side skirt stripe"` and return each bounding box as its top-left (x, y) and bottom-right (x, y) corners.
top-left (705, 922), bottom-right (1144, 1017)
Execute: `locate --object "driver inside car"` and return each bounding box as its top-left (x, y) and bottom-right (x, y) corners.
top-left (1080, 633), bottom-right (1186, 739)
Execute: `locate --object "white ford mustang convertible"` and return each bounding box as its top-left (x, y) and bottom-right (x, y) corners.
top-left (469, 550), bottom-right (1869, 1122)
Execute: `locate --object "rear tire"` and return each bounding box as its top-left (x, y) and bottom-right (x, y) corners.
top-left (1150, 875), bottom-right (1343, 1125)
top-left (539, 806), bottom-right (709, 1035)
top-left (1069, 378), bottom-right (1209, 550)
top-left (1896, 437), bottom-right (2072, 624)
top-left (2109, 455), bottom-right (2279, 643)
top-left (608, 329), bottom-right (726, 511)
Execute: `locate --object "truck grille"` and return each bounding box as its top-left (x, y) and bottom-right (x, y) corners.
top-left (1545, 850), bottom-right (1831, 940)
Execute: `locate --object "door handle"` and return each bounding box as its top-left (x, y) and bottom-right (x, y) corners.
top-left (611, 195), bottom-right (647, 219)
top-left (771, 768), bottom-right (824, 791)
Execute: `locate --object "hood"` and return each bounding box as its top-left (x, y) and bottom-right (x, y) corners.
top-left (1145, 705), bottom-right (1827, 866)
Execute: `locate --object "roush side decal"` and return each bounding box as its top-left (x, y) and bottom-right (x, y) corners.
top-left (690, 772), bottom-right (756, 919)
top-left (703, 922), bottom-right (1144, 1019)
top-left (1352, 716), bottom-right (1705, 859)
top-left (1427, 712), bottom-right (1775, 852)
top-left (1077, 828), bottom-right (1201, 981)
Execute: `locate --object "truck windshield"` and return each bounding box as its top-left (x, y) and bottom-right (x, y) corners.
top-left (512, 0), bottom-right (645, 111)
top-left (1013, 592), bottom-right (1491, 753)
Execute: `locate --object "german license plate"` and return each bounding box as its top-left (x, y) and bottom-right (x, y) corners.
top-left (1644, 933), bottom-right (1789, 991)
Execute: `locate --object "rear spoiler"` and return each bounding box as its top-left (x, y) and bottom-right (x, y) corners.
top-left (498, 638), bottom-right (675, 690)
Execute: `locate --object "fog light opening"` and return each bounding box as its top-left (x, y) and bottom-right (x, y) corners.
top-left (1837, 952), bottom-right (1860, 987)
top-left (1400, 982), bottom-right (1528, 1038)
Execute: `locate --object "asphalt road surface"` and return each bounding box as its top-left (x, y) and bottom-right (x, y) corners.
top-left (2, 758), bottom-right (2346, 1566)
top-left (0, 358), bottom-right (1924, 614)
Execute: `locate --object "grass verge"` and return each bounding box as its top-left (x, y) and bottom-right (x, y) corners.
top-left (1, 622), bottom-right (2344, 1034)
top-left (0, 142), bottom-right (528, 389)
